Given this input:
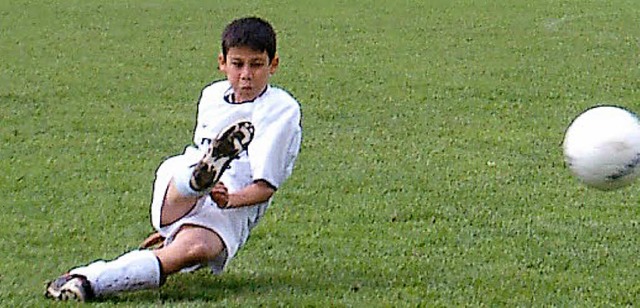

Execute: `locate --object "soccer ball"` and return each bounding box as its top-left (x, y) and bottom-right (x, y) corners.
top-left (562, 105), bottom-right (640, 191)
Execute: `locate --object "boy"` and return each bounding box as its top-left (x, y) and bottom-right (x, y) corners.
top-left (44, 16), bottom-right (302, 301)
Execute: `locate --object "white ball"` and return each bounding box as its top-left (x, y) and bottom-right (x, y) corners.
top-left (563, 106), bottom-right (640, 191)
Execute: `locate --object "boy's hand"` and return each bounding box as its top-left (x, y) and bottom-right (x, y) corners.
top-left (139, 232), bottom-right (165, 249)
top-left (210, 182), bottom-right (230, 208)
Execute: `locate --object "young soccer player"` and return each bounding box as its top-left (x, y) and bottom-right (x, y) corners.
top-left (44, 16), bottom-right (302, 301)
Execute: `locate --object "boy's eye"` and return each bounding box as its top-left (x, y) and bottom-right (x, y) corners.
top-left (229, 60), bottom-right (265, 69)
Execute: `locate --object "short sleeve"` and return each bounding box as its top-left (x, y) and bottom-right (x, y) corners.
top-left (248, 98), bottom-right (302, 189)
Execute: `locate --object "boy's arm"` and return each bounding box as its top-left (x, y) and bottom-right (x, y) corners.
top-left (211, 180), bottom-right (275, 209)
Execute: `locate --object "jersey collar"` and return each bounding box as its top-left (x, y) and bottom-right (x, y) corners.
top-left (223, 85), bottom-right (269, 104)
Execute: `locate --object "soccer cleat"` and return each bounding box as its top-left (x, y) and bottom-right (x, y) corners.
top-left (44, 273), bottom-right (95, 302)
top-left (190, 121), bottom-right (254, 192)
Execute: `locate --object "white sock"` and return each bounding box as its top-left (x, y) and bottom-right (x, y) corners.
top-left (69, 250), bottom-right (162, 297)
top-left (172, 165), bottom-right (203, 197)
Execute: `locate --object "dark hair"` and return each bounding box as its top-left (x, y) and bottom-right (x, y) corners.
top-left (221, 17), bottom-right (277, 62)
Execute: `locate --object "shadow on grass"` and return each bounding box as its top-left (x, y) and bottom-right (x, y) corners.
top-left (96, 270), bottom-right (320, 304)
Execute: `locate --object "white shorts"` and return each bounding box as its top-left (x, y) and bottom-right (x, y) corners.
top-left (150, 148), bottom-right (266, 273)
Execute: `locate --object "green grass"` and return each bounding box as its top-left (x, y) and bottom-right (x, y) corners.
top-left (2, 0), bottom-right (640, 306)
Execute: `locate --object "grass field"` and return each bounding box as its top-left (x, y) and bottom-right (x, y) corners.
top-left (2, 0), bottom-right (640, 306)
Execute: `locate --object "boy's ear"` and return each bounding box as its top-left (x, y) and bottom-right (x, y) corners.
top-left (269, 54), bottom-right (279, 75)
top-left (217, 53), bottom-right (226, 71)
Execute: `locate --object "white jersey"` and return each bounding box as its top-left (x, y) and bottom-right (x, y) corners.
top-left (191, 80), bottom-right (302, 198)
top-left (150, 80), bottom-right (301, 272)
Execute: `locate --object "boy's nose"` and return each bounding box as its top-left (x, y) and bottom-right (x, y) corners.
top-left (240, 66), bottom-right (252, 79)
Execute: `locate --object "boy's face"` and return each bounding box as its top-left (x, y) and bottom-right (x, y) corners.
top-left (218, 46), bottom-right (278, 103)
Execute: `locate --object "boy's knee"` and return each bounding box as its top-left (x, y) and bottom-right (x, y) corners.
top-left (177, 227), bottom-right (223, 262)
top-left (183, 238), bottom-right (218, 262)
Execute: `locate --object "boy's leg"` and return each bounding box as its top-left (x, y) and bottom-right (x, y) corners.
top-left (44, 225), bottom-right (223, 301)
top-left (153, 225), bottom-right (225, 275)
top-left (44, 122), bottom-right (254, 301)
top-left (159, 121), bottom-right (255, 226)
top-left (46, 250), bottom-right (160, 301)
